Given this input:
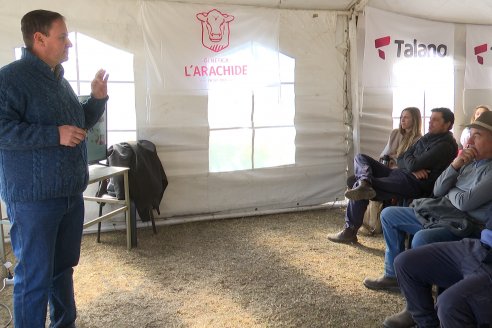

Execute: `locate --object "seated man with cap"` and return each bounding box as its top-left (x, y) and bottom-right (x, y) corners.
top-left (364, 111), bottom-right (492, 298)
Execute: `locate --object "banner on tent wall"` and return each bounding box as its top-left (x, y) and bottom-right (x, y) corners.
top-left (140, 1), bottom-right (279, 93)
top-left (465, 25), bottom-right (492, 89)
top-left (363, 7), bottom-right (454, 88)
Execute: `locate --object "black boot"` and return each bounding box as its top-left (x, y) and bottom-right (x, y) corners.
top-left (383, 307), bottom-right (416, 328)
top-left (363, 275), bottom-right (400, 292)
top-left (327, 226), bottom-right (358, 244)
top-left (344, 180), bottom-right (376, 201)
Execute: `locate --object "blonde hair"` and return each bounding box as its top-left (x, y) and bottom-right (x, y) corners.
top-left (470, 105), bottom-right (491, 124)
top-left (396, 107), bottom-right (422, 157)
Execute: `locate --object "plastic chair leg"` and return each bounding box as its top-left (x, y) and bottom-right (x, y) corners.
top-left (97, 203), bottom-right (103, 243)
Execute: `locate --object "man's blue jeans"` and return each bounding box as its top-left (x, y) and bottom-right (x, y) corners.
top-left (381, 206), bottom-right (461, 278)
top-left (7, 195), bottom-right (84, 328)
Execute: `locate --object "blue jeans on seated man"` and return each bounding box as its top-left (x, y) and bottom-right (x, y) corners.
top-left (7, 195), bottom-right (84, 328)
top-left (380, 206), bottom-right (463, 278)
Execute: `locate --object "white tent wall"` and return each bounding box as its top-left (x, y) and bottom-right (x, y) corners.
top-left (367, 0), bottom-right (492, 25)
top-left (357, 10), bottom-right (471, 159)
top-left (137, 5), bottom-right (349, 218)
top-left (352, 0), bottom-right (492, 159)
top-left (1, 0), bottom-right (491, 228)
top-left (0, 1), bottom-right (142, 61)
top-left (0, 0), bottom-right (350, 226)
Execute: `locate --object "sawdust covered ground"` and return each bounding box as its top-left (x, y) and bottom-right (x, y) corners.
top-left (0, 208), bottom-right (404, 327)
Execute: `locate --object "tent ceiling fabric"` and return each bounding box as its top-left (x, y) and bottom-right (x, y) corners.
top-left (367, 0), bottom-right (492, 25)
top-left (173, 0), bottom-right (492, 24)
top-left (164, 0), bottom-right (357, 11)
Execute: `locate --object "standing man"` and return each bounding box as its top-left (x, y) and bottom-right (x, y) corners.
top-left (328, 108), bottom-right (458, 244)
top-left (0, 10), bottom-right (108, 327)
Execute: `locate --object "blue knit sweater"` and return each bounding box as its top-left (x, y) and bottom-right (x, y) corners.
top-left (0, 48), bottom-right (107, 202)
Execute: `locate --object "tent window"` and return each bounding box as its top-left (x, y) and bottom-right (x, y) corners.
top-left (208, 53), bottom-right (296, 173)
top-left (392, 58), bottom-right (454, 133)
top-left (17, 32), bottom-right (137, 146)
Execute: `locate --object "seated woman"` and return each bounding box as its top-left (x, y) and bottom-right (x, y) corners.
top-left (380, 107), bottom-right (422, 168)
top-left (347, 107), bottom-right (422, 187)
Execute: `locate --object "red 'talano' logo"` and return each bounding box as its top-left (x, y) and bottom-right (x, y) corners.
top-left (474, 43), bottom-right (488, 65)
top-left (375, 36), bottom-right (391, 60)
top-left (196, 9), bottom-right (235, 53)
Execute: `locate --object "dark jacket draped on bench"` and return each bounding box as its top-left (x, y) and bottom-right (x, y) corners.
top-left (107, 140), bottom-right (168, 222)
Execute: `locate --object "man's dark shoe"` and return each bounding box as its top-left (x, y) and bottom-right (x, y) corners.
top-left (363, 275), bottom-right (400, 291)
top-left (344, 180), bottom-right (376, 201)
top-left (327, 227), bottom-right (358, 244)
top-left (383, 308), bottom-right (416, 328)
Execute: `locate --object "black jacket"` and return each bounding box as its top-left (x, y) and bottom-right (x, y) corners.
top-left (107, 140), bottom-right (168, 222)
top-left (397, 131), bottom-right (458, 196)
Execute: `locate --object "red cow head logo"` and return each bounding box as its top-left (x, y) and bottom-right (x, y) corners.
top-left (375, 36), bottom-right (391, 60)
top-left (196, 9), bottom-right (235, 53)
